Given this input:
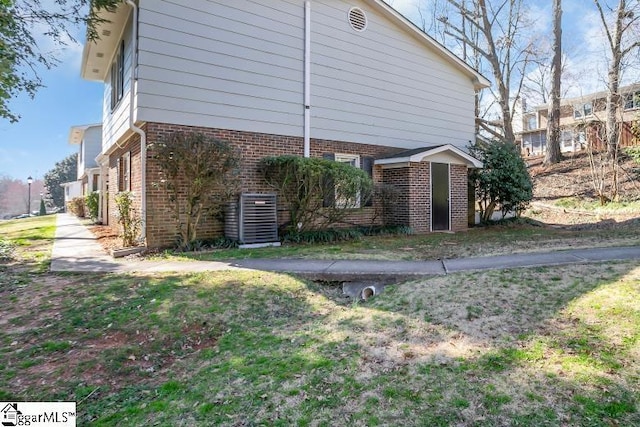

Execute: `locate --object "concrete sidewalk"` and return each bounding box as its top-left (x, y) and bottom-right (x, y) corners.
top-left (50, 213), bottom-right (640, 276)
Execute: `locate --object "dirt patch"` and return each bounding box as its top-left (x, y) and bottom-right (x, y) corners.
top-left (527, 151), bottom-right (640, 202)
top-left (88, 224), bottom-right (120, 252)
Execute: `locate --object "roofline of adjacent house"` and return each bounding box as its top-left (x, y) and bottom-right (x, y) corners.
top-left (69, 123), bottom-right (103, 145)
top-left (527, 81), bottom-right (640, 112)
top-left (367, 0), bottom-right (490, 90)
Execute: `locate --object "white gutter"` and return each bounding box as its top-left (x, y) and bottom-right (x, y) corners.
top-left (303, 1), bottom-right (311, 158)
top-left (125, 0), bottom-right (147, 244)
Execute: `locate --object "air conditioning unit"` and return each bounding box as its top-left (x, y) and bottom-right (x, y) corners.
top-left (225, 194), bottom-right (280, 248)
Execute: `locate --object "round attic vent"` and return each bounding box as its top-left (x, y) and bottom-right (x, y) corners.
top-left (348, 7), bottom-right (368, 32)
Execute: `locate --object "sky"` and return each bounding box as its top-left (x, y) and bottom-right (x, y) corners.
top-left (0, 0), bottom-right (638, 181)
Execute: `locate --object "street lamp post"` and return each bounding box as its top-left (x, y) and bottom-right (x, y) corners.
top-left (27, 176), bottom-right (33, 215)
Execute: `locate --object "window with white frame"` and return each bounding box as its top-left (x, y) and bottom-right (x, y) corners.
top-left (561, 130), bottom-right (574, 148)
top-left (574, 102), bottom-right (592, 119)
top-left (334, 153), bottom-right (360, 208)
top-left (525, 114), bottom-right (537, 131)
top-left (624, 91), bottom-right (640, 110)
top-left (110, 40), bottom-right (125, 110)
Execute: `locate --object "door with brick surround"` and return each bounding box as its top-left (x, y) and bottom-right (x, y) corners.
top-left (431, 163), bottom-right (450, 231)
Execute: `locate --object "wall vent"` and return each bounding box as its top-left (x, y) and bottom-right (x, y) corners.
top-left (224, 194), bottom-right (279, 246)
top-left (348, 7), bottom-right (368, 32)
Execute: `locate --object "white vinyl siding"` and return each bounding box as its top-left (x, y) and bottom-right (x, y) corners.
top-left (102, 15), bottom-right (134, 153)
top-left (135, 0), bottom-right (305, 136)
top-left (309, 0), bottom-right (476, 150)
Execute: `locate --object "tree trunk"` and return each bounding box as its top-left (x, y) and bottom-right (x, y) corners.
top-left (545, 0), bottom-right (563, 165)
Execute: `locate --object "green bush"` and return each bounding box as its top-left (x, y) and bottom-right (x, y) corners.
top-left (469, 140), bottom-right (533, 222)
top-left (114, 191), bottom-right (140, 248)
top-left (151, 131), bottom-right (240, 250)
top-left (39, 199), bottom-right (46, 216)
top-left (260, 155), bottom-right (373, 233)
top-left (85, 191), bottom-right (99, 221)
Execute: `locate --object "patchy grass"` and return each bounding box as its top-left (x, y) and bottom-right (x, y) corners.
top-left (1, 263), bottom-right (638, 426)
top-left (151, 218), bottom-right (640, 262)
top-left (554, 197), bottom-right (640, 212)
top-left (0, 215), bottom-right (56, 269)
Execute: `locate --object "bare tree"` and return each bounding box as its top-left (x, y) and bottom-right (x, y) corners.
top-left (436, 0), bottom-right (539, 143)
top-left (545, 0), bottom-right (563, 165)
top-left (592, 0), bottom-right (640, 199)
top-left (594, 0), bottom-right (640, 155)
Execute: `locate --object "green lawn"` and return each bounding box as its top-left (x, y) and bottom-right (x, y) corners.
top-left (1, 213), bottom-right (638, 425)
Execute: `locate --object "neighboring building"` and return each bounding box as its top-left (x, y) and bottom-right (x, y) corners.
top-left (64, 124), bottom-right (105, 218)
top-left (80, 0), bottom-right (489, 248)
top-left (517, 83), bottom-right (640, 156)
top-left (69, 124), bottom-right (103, 195)
top-left (60, 180), bottom-right (83, 207)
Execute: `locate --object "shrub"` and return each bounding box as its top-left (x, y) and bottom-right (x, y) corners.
top-left (151, 132), bottom-right (240, 250)
top-left (114, 191), bottom-right (140, 248)
top-left (85, 191), bottom-right (99, 221)
top-left (624, 146), bottom-right (640, 164)
top-left (66, 197), bottom-right (85, 217)
top-left (469, 140), bottom-right (533, 222)
top-left (39, 199), bottom-right (46, 216)
top-left (260, 155), bottom-right (373, 233)
top-left (282, 225), bottom-right (411, 244)
top-left (0, 238), bottom-right (15, 261)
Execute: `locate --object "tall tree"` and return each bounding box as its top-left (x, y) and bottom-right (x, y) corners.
top-left (545, 0), bottom-right (563, 165)
top-left (1, 0), bottom-right (121, 122)
top-left (593, 0), bottom-right (640, 155)
top-left (44, 154), bottom-right (78, 208)
top-left (436, 0), bottom-right (539, 143)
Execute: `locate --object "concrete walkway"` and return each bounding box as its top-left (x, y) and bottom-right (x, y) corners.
top-left (50, 213), bottom-right (640, 276)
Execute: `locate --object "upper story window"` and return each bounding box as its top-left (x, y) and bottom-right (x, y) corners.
top-left (110, 40), bottom-right (125, 110)
top-left (525, 114), bottom-right (537, 131)
top-left (573, 102), bottom-right (592, 119)
top-left (624, 91), bottom-right (640, 110)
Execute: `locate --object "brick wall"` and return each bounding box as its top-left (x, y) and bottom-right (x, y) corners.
top-left (142, 123), bottom-right (402, 248)
top-left (450, 164), bottom-right (469, 232)
top-left (382, 167), bottom-right (410, 227)
top-left (104, 123), bottom-right (471, 248)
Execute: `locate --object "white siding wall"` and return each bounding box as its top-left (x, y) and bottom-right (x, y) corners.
top-left (83, 127), bottom-right (102, 169)
top-left (130, 0), bottom-right (477, 150)
top-left (136, 0), bottom-right (305, 136)
top-left (102, 15), bottom-right (134, 153)
top-left (309, 0), bottom-right (476, 149)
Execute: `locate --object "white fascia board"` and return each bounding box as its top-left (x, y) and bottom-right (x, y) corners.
top-left (81, 4), bottom-right (130, 81)
top-left (375, 144), bottom-right (483, 168)
top-left (68, 123), bottom-right (102, 145)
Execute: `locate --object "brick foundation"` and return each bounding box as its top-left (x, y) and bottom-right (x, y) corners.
top-left (105, 123), bottom-right (472, 248)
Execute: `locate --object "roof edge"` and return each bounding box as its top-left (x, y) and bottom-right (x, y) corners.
top-left (375, 144), bottom-right (483, 168)
top-left (366, 0), bottom-right (491, 90)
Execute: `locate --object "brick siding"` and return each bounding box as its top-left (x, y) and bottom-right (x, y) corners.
top-left (105, 123), bottom-right (472, 248)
